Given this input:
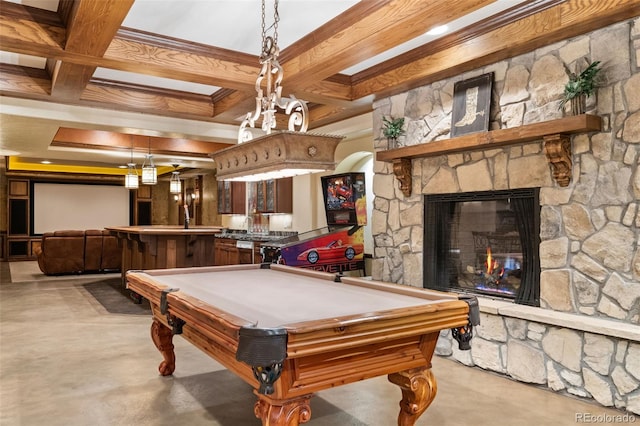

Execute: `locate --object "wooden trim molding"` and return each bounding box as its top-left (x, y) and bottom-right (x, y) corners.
top-left (377, 114), bottom-right (602, 196)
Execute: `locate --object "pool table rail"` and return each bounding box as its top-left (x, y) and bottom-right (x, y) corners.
top-left (284, 301), bottom-right (471, 357)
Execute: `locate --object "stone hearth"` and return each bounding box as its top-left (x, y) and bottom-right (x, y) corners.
top-left (370, 18), bottom-right (640, 414)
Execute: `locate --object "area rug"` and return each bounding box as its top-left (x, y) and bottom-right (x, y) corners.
top-left (82, 277), bottom-right (151, 315)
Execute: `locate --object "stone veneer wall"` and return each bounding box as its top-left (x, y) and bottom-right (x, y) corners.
top-left (371, 18), bottom-right (640, 414)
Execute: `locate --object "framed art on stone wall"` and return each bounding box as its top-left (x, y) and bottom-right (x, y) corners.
top-left (451, 72), bottom-right (493, 137)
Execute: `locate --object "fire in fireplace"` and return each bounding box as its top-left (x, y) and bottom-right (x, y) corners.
top-left (473, 239), bottom-right (522, 296)
top-left (424, 189), bottom-right (540, 306)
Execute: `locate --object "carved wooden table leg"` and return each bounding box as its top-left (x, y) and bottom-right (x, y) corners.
top-left (388, 367), bottom-right (437, 426)
top-left (150, 319), bottom-right (175, 376)
top-left (254, 394), bottom-right (312, 426)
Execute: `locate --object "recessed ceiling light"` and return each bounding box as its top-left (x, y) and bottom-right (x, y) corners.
top-left (426, 25), bottom-right (448, 36)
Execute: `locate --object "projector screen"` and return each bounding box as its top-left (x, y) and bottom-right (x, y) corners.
top-left (33, 183), bottom-right (130, 234)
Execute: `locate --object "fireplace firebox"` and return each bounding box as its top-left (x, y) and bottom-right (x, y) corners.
top-left (424, 189), bottom-right (540, 306)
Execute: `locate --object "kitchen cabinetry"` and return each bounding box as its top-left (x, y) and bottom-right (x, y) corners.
top-left (249, 177), bottom-right (292, 214)
top-left (217, 181), bottom-right (246, 214)
top-left (214, 238), bottom-right (238, 265)
top-left (236, 240), bottom-right (262, 264)
top-left (214, 237), bottom-right (263, 266)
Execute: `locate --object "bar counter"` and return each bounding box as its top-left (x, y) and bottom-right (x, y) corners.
top-left (106, 226), bottom-right (224, 286)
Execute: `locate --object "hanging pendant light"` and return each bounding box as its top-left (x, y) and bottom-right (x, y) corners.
top-left (124, 136), bottom-right (139, 189)
top-left (236, 0), bottom-right (308, 142)
top-left (169, 164), bottom-right (182, 194)
top-left (141, 136), bottom-right (157, 185)
top-left (210, 0), bottom-right (343, 181)
top-left (125, 163), bottom-right (139, 189)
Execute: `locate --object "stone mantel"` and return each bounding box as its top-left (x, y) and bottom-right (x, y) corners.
top-left (376, 114), bottom-right (602, 196)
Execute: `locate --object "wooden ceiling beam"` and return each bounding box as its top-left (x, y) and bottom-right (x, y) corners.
top-left (281, 0), bottom-right (495, 87)
top-left (52, 128), bottom-right (231, 156)
top-left (0, 2), bottom-right (66, 56)
top-left (295, 76), bottom-right (354, 105)
top-left (2, 0), bottom-right (638, 136)
top-left (210, 89), bottom-right (255, 123)
top-left (0, 3), bottom-right (356, 109)
top-left (103, 32), bottom-right (259, 92)
top-left (80, 80), bottom-right (214, 120)
top-left (207, 0), bottom-right (488, 126)
top-left (308, 102), bottom-right (373, 130)
top-left (0, 7), bottom-right (260, 94)
top-left (50, 0), bottom-right (134, 100)
top-left (0, 63), bottom-right (51, 98)
top-left (352, 0), bottom-right (640, 100)
top-left (0, 63), bottom-right (216, 121)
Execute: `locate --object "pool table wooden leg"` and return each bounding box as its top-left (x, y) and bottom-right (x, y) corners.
top-left (388, 367), bottom-right (437, 426)
top-left (254, 394), bottom-right (312, 425)
top-left (150, 319), bottom-right (176, 376)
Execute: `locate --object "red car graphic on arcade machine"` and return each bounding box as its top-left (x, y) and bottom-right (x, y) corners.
top-left (297, 239), bottom-right (365, 265)
top-left (273, 226), bottom-right (365, 273)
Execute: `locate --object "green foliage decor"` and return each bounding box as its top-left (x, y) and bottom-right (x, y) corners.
top-left (382, 116), bottom-right (406, 139)
top-left (559, 60), bottom-right (602, 110)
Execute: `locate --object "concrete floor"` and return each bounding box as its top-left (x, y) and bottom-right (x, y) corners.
top-left (0, 262), bottom-right (629, 426)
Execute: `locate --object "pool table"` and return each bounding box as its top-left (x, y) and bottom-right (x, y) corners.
top-left (126, 263), bottom-right (479, 426)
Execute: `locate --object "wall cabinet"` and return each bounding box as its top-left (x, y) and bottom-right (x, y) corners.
top-left (249, 177), bottom-right (292, 214)
top-left (217, 181), bottom-right (246, 214)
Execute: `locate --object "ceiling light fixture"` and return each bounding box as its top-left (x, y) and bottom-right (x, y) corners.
top-left (169, 164), bottom-right (182, 194)
top-left (210, 0), bottom-right (343, 182)
top-left (124, 136), bottom-right (139, 190)
top-left (141, 136), bottom-right (157, 185)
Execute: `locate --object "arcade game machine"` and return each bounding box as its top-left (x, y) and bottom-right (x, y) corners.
top-left (261, 172), bottom-right (367, 275)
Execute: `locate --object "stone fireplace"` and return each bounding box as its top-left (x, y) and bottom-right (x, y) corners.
top-left (424, 188), bottom-right (540, 306)
top-left (370, 19), bottom-right (640, 414)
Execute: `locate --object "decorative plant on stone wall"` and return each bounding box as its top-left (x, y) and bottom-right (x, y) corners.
top-left (382, 116), bottom-right (406, 148)
top-left (560, 60), bottom-right (602, 115)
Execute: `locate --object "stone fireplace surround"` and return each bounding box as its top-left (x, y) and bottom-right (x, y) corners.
top-left (370, 19), bottom-right (640, 414)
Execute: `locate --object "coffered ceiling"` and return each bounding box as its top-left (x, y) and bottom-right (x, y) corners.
top-left (0, 0), bottom-right (637, 174)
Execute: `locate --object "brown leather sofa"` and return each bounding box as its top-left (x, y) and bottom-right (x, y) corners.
top-left (35, 230), bottom-right (121, 275)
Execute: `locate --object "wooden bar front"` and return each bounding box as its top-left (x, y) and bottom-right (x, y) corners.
top-left (106, 226), bottom-right (223, 286)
